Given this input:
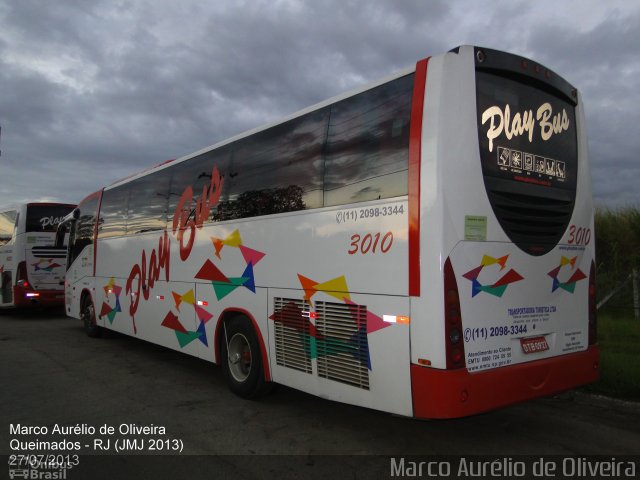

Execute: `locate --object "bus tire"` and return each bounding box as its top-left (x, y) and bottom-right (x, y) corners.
top-left (82, 297), bottom-right (101, 338)
top-left (221, 316), bottom-right (270, 399)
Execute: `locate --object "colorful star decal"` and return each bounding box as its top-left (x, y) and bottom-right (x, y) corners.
top-left (172, 289), bottom-right (195, 311)
top-left (31, 258), bottom-right (62, 272)
top-left (195, 229), bottom-right (266, 301)
top-left (161, 288), bottom-right (214, 348)
top-left (344, 298), bottom-right (389, 335)
top-left (547, 256), bottom-right (587, 293)
top-left (211, 229), bottom-right (242, 259)
top-left (463, 254), bottom-right (524, 298)
top-left (268, 273), bottom-right (395, 372)
top-left (297, 274), bottom-right (351, 303)
top-left (99, 277), bottom-right (122, 324)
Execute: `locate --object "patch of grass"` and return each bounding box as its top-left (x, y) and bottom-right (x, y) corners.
top-left (583, 311), bottom-right (640, 400)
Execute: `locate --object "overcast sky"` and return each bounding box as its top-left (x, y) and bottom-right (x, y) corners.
top-left (0, 0), bottom-right (638, 209)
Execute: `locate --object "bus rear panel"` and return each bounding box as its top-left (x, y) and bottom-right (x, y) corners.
top-left (410, 46), bottom-right (597, 418)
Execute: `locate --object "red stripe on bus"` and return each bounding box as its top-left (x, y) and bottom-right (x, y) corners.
top-left (408, 57), bottom-right (429, 297)
top-left (78, 190), bottom-right (102, 206)
top-left (87, 189), bottom-right (103, 278)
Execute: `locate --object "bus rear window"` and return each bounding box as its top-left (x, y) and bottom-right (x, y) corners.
top-left (476, 71), bottom-right (577, 191)
top-left (26, 205), bottom-right (75, 233)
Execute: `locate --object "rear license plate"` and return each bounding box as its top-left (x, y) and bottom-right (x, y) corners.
top-left (520, 336), bottom-right (549, 354)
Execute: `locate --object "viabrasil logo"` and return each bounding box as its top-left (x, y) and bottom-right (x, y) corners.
top-left (462, 254), bottom-right (524, 298)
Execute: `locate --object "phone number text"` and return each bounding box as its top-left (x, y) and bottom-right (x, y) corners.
top-left (336, 204), bottom-right (405, 224)
top-left (464, 324), bottom-right (528, 342)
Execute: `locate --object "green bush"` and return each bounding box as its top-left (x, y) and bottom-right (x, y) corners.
top-left (584, 312), bottom-right (640, 400)
top-left (595, 206), bottom-right (640, 314)
top-left (589, 206), bottom-right (640, 400)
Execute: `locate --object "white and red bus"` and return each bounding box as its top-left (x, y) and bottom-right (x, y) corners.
top-left (0, 202), bottom-right (75, 308)
top-left (58, 46), bottom-right (598, 418)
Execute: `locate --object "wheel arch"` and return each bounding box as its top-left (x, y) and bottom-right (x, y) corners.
top-left (80, 288), bottom-right (94, 310)
top-left (214, 307), bottom-right (271, 382)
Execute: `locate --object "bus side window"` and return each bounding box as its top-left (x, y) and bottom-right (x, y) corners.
top-left (168, 145), bottom-right (232, 224)
top-left (99, 186), bottom-right (129, 238)
top-left (127, 168), bottom-right (172, 235)
top-left (70, 196), bottom-right (99, 266)
top-left (219, 108), bottom-right (328, 220)
top-left (323, 73), bottom-right (414, 207)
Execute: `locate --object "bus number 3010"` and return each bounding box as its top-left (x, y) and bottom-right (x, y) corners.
top-left (567, 225), bottom-right (591, 246)
top-left (348, 232), bottom-right (394, 255)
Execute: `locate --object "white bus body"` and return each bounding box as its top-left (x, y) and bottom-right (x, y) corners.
top-left (61, 46), bottom-right (598, 418)
top-left (1, 203), bottom-right (75, 308)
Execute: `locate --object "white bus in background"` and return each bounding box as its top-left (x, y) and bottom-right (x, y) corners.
top-left (58, 45), bottom-right (598, 419)
top-left (0, 202), bottom-right (75, 308)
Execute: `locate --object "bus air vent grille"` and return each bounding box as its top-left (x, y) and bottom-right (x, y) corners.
top-left (31, 246), bottom-right (68, 259)
top-left (485, 177), bottom-right (575, 255)
top-left (273, 298), bottom-right (313, 374)
top-left (315, 301), bottom-right (370, 390)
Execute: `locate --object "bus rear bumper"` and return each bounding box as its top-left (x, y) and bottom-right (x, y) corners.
top-left (410, 346), bottom-right (600, 419)
top-left (13, 286), bottom-right (66, 308)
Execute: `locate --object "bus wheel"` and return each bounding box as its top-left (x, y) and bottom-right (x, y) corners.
top-left (82, 297), bottom-right (101, 338)
top-left (221, 316), bottom-right (270, 399)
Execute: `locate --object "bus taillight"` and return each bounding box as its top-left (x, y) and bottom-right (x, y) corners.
top-left (588, 260), bottom-right (597, 345)
top-left (444, 258), bottom-right (465, 369)
top-left (16, 261), bottom-right (29, 288)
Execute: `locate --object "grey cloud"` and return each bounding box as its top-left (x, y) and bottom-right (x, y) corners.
top-left (0, 0), bottom-right (638, 208)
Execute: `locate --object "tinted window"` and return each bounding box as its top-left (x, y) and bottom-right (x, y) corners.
top-left (25, 205), bottom-right (75, 233)
top-left (168, 145), bottom-right (232, 226)
top-left (323, 74), bottom-right (414, 206)
top-left (71, 195), bottom-right (99, 264)
top-left (476, 67), bottom-right (578, 256)
top-left (104, 74), bottom-right (416, 228)
top-left (476, 71), bottom-right (577, 190)
top-left (98, 186), bottom-right (129, 238)
top-left (127, 168), bottom-right (172, 234)
top-left (217, 109), bottom-right (328, 220)
top-left (0, 210), bottom-right (16, 245)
